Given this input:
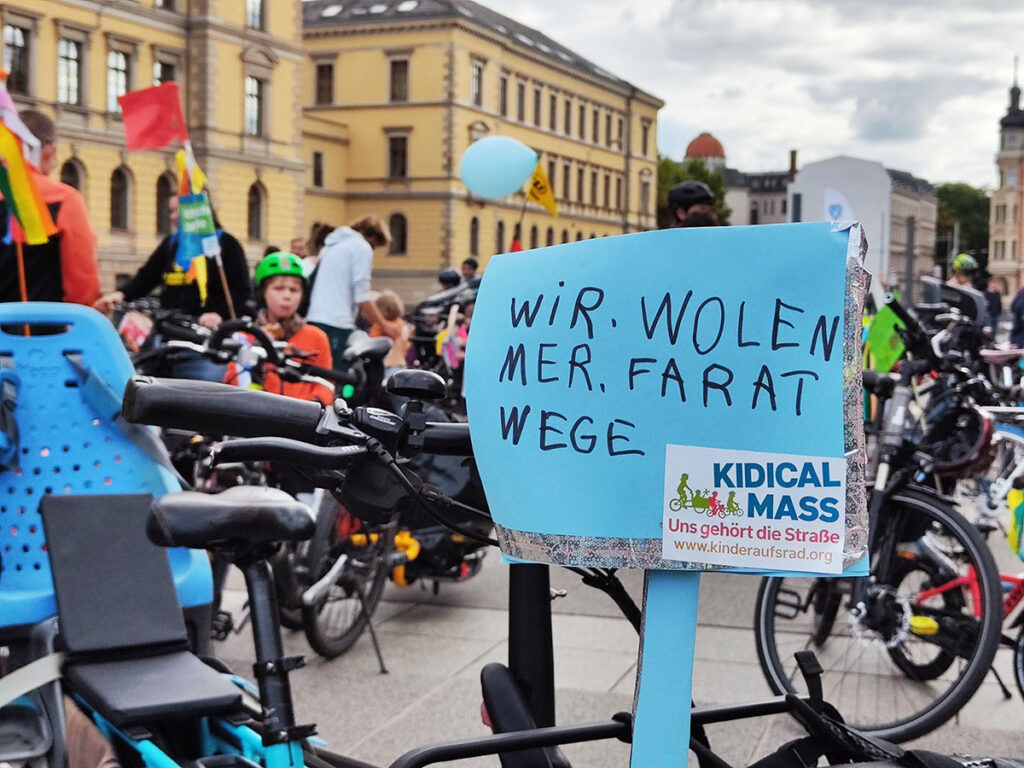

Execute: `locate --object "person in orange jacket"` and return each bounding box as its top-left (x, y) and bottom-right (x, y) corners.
top-left (0, 110), bottom-right (99, 305)
top-left (225, 251), bottom-right (334, 405)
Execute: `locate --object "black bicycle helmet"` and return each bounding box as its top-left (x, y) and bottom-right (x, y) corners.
top-left (667, 180), bottom-right (715, 212)
top-left (438, 269), bottom-right (460, 289)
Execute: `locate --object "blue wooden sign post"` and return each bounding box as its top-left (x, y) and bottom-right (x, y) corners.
top-left (465, 222), bottom-right (868, 767)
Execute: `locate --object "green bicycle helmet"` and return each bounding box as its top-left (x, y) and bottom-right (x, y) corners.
top-left (951, 253), bottom-right (979, 276)
top-left (255, 251), bottom-right (305, 287)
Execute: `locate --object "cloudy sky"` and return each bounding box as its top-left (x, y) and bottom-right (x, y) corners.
top-left (482, 0), bottom-right (1024, 189)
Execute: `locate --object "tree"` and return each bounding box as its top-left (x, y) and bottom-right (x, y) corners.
top-left (657, 155), bottom-right (731, 227)
top-left (934, 182), bottom-right (990, 269)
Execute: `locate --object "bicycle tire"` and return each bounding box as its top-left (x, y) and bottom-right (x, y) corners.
top-left (753, 488), bottom-right (1002, 742)
top-left (302, 496), bottom-right (392, 658)
top-left (1014, 624), bottom-right (1024, 702)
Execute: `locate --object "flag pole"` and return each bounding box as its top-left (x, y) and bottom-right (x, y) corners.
top-left (183, 138), bottom-right (236, 319)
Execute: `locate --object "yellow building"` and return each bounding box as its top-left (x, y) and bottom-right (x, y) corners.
top-left (990, 77), bottom-right (1024, 295)
top-left (301, 0), bottom-right (663, 301)
top-left (1, 0), bottom-right (305, 292)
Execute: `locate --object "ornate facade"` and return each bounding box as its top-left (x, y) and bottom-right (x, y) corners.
top-left (989, 78), bottom-right (1024, 294)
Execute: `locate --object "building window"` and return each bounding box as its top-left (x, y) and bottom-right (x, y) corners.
top-left (495, 220), bottom-right (505, 253)
top-left (1008, 134), bottom-right (1018, 149)
top-left (499, 75), bottom-right (508, 116)
top-left (615, 176), bottom-right (622, 211)
top-left (2, 25), bottom-right (30, 95)
top-left (639, 174), bottom-right (650, 215)
top-left (545, 226), bottom-right (554, 247)
top-left (390, 59), bottom-right (409, 102)
top-left (388, 213), bottom-right (407, 255)
top-left (57, 39), bottom-right (82, 105)
top-left (107, 50), bottom-right (130, 112)
top-left (1010, 170), bottom-right (1019, 188)
top-left (247, 182), bottom-right (265, 240)
top-left (641, 120), bottom-right (651, 156)
top-left (246, 0), bottom-right (264, 30)
top-left (153, 59), bottom-right (175, 85)
top-left (575, 231), bottom-right (583, 241)
top-left (578, 104), bottom-right (585, 139)
top-left (60, 159), bottom-right (83, 190)
top-left (244, 75), bottom-right (264, 136)
top-left (1013, 240), bottom-right (1019, 260)
top-left (561, 229), bottom-right (568, 243)
top-left (547, 159), bottom-right (556, 196)
top-left (592, 108), bottom-right (599, 143)
top-left (533, 86), bottom-right (541, 127)
top-left (996, 204), bottom-right (1007, 224)
top-left (471, 60), bottom-right (483, 107)
top-left (995, 240), bottom-right (1006, 260)
top-left (529, 225), bottom-right (538, 250)
top-left (603, 173), bottom-right (610, 208)
top-left (564, 98), bottom-right (571, 135)
top-left (516, 81), bottom-right (525, 121)
top-left (549, 93), bottom-right (557, 131)
top-left (312, 151), bottom-right (324, 187)
top-left (605, 113), bottom-right (612, 147)
top-left (388, 135), bottom-right (408, 178)
top-left (110, 167), bottom-right (131, 231)
top-left (617, 116), bottom-right (624, 148)
top-left (315, 63), bottom-right (333, 105)
top-left (155, 174), bottom-right (174, 234)
top-left (469, 216), bottom-right (480, 256)
top-left (590, 170), bottom-right (598, 205)
top-left (576, 167), bottom-right (584, 203)
top-left (562, 163), bottom-right (570, 201)
top-left (750, 205), bottom-right (759, 225)
top-left (155, 0), bottom-right (176, 9)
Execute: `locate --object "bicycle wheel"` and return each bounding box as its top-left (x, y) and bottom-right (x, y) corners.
top-left (753, 488), bottom-right (1002, 742)
top-left (302, 496), bottom-right (393, 659)
top-left (1014, 625), bottom-right (1024, 702)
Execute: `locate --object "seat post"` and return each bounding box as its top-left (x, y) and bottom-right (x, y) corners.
top-left (507, 563), bottom-right (556, 728)
top-left (238, 555), bottom-right (303, 745)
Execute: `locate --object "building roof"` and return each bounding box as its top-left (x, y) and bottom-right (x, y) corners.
top-left (723, 168), bottom-right (789, 192)
top-left (886, 168), bottom-right (935, 197)
top-left (301, 0), bottom-right (662, 103)
top-left (685, 132), bottom-right (725, 159)
top-left (1001, 83), bottom-right (1024, 129)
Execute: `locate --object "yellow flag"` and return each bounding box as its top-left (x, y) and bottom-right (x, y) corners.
top-left (526, 161), bottom-right (558, 217)
top-left (186, 255), bottom-right (209, 306)
top-left (174, 149), bottom-right (208, 194)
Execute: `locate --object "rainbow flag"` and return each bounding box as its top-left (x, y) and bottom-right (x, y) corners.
top-left (0, 121), bottom-right (57, 245)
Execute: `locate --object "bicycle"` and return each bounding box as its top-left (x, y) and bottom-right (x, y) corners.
top-left (753, 300), bottom-right (1004, 743)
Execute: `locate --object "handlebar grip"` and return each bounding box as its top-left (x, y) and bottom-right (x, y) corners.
top-left (417, 422), bottom-right (474, 456)
top-left (123, 375), bottom-right (325, 440)
top-left (208, 318), bottom-right (282, 364)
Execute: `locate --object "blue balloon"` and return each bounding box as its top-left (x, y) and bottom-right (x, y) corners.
top-left (459, 136), bottom-right (538, 199)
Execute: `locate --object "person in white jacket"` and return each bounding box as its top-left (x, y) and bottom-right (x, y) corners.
top-left (306, 216), bottom-right (401, 369)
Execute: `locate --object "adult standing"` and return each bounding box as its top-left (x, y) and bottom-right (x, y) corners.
top-left (306, 216), bottom-right (400, 368)
top-left (94, 194), bottom-right (252, 329)
top-left (0, 110), bottom-right (99, 305)
top-left (666, 180), bottom-right (719, 227)
top-left (984, 278), bottom-right (1002, 331)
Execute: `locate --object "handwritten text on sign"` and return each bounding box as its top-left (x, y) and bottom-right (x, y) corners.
top-left (464, 223), bottom-right (858, 573)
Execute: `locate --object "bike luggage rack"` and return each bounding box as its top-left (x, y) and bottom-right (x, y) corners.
top-left (0, 303), bottom-right (213, 765)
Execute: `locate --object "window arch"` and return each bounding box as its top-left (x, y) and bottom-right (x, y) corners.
top-left (388, 213), bottom-right (408, 255)
top-left (529, 225), bottom-right (538, 250)
top-left (495, 221), bottom-right (505, 254)
top-left (155, 173), bottom-right (175, 235)
top-left (561, 229), bottom-right (568, 244)
top-left (60, 159), bottom-right (84, 191)
top-left (469, 216), bottom-right (479, 257)
top-left (575, 232), bottom-right (583, 241)
top-left (110, 166), bottom-right (131, 231)
top-left (247, 181), bottom-right (266, 240)
top-left (545, 226), bottom-right (554, 247)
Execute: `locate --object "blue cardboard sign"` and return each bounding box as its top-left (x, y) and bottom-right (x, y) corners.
top-left (465, 222), bottom-right (867, 576)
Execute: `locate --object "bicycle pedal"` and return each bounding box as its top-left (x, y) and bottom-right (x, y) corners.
top-left (211, 609), bottom-right (234, 641)
top-left (909, 616), bottom-right (939, 636)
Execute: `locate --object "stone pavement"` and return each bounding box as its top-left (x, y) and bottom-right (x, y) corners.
top-left (217, 555), bottom-right (1024, 768)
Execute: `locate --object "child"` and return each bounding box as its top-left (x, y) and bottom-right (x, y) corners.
top-left (226, 252), bottom-right (334, 404)
top-left (369, 289), bottom-right (411, 378)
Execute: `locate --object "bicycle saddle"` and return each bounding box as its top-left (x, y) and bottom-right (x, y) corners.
top-left (148, 486), bottom-right (315, 549)
top-left (861, 369), bottom-right (896, 399)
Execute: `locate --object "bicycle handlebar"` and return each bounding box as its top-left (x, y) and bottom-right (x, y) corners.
top-left (124, 376), bottom-right (326, 441)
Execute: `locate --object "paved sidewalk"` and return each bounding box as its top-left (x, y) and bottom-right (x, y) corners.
top-left (217, 557), bottom-right (1024, 767)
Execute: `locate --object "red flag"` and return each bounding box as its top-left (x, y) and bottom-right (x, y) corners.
top-left (510, 238), bottom-right (523, 252)
top-left (118, 82), bottom-right (189, 151)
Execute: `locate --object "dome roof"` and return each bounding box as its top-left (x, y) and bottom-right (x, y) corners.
top-left (685, 132), bottom-right (725, 159)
